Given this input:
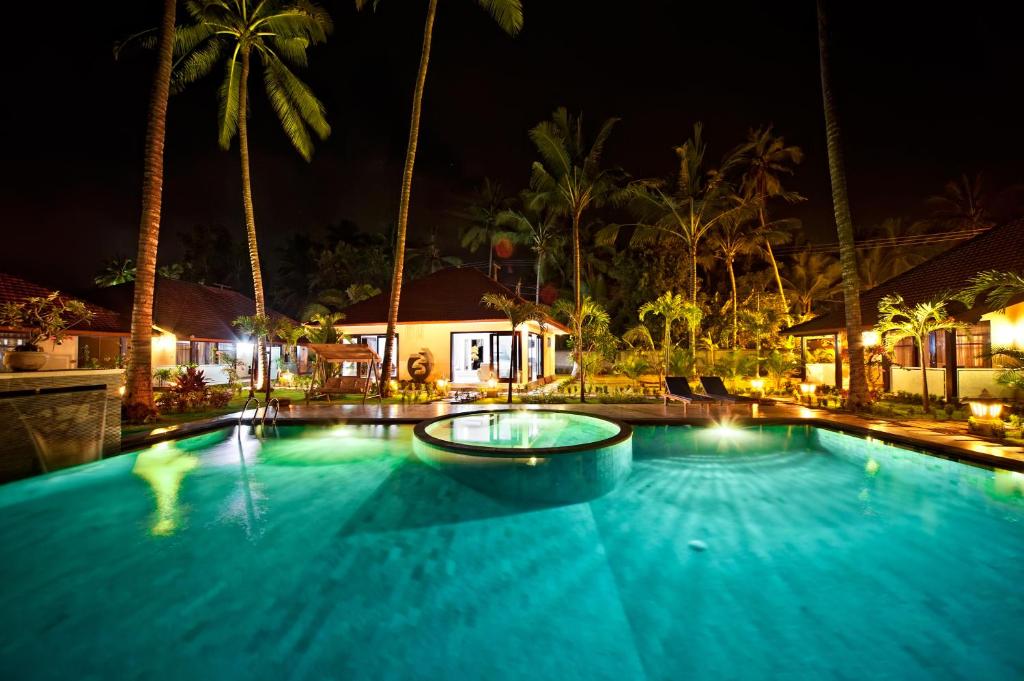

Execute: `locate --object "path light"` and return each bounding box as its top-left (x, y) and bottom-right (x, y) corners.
top-left (799, 382), bottom-right (816, 405)
top-left (967, 390), bottom-right (1004, 419)
top-left (436, 378), bottom-right (447, 391)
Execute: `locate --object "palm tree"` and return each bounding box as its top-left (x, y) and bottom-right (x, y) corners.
top-left (602, 123), bottom-right (747, 346)
top-left (356, 0), bottom-right (523, 395)
top-left (857, 218), bottom-right (930, 290)
top-left (95, 258), bottom-right (138, 287)
top-left (174, 0), bottom-right (332, 392)
top-left (707, 218), bottom-right (758, 347)
top-left (553, 296), bottom-right (611, 399)
top-left (783, 251), bottom-right (842, 317)
top-left (638, 291), bottom-right (695, 378)
top-left (528, 107), bottom-right (620, 399)
top-left (817, 0), bottom-right (868, 408)
top-left (460, 179), bottom-right (514, 277)
top-left (406, 228), bottom-right (462, 277)
top-left (925, 173), bottom-right (994, 231)
top-left (875, 294), bottom-right (964, 411)
top-left (480, 293), bottom-right (546, 403)
top-left (121, 0), bottom-right (177, 422)
top-left (739, 126), bottom-right (805, 308)
top-left (496, 202), bottom-right (561, 303)
top-left (959, 270), bottom-right (1024, 310)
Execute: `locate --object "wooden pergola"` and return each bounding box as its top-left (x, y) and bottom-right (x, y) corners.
top-left (307, 343), bottom-right (383, 405)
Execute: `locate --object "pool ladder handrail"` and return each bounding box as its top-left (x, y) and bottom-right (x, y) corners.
top-left (262, 398), bottom-right (280, 427)
top-left (239, 396), bottom-right (261, 426)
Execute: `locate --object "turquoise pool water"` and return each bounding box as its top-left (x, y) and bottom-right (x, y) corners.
top-left (1, 423), bottom-right (1022, 680)
top-left (423, 410), bottom-right (622, 449)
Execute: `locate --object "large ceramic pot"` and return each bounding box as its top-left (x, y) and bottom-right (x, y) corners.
top-left (3, 347), bottom-right (47, 371)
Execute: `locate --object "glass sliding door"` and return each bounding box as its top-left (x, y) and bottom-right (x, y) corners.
top-left (490, 333), bottom-right (515, 381)
top-left (527, 333), bottom-right (543, 382)
top-left (451, 333), bottom-right (492, 383)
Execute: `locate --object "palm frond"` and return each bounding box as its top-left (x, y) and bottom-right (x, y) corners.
top-left (475, 0), bottom-right (524, 35)
top-left (172, 36), bottom-right (226, 92)
top-left (529, 120), bottom-right (572, 178)
top-left (216, 48), bottom-right (243, 149)
top-left (261, 53), bottom-right (315, 159)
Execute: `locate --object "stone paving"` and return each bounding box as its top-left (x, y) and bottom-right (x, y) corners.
top-left (122, 399), bottom-right (1024, 472)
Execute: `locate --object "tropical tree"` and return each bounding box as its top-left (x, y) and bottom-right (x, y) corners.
top-left (638, 291), bottom-right (696, 378)
top-left (304, 311), bottom-right (345, 343)
top-left (406, 228), bottom-right (462, 277)
top-left (232, 314), bottom-right (272, 399)
top-left (356, 0), bottom-right (523, 395)
top-left (528, 107), bottom-right (620, 398)
top-left (174, 0), bottom-right (332, 392)
top-left (119, 0), bottom-right (177, 422)
top-left (497, 203), bottom-right (560, 303)
top-left (480, 293), bottom-right (546, 403)
top-left (553, 296), bottom-right (611, 401)
top-left (816, 0), bottom-right (868, 409)
top-left (959, 270), bottom-right (1024, 311)
top-left (603, 124), bottom-right (748, 347)
top-left (95, 258), bottom-right (138, 287)
top-left (460, 179), bottom-right (514, 276)
top-left (707, 217), bottom-right (758, 346)
top-left (925, 173), bottom-right (995, 231)
top-left (784, 250), bottom-right (842, 317)
top-left (875, 294), bottom-right (964, 411)
top-left (739, 126), bottom-right (805, 308)
top-left (857, 218), bottom-right (931, 290)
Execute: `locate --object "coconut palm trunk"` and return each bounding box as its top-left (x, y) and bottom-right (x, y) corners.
top-left (381, 0), bottom-right (437, 394)
top-left (758, 200), bottom-right (787, 307)
top-left (572, 210), bottom-right (585, 401)
top-left (817, 0), bottom-right (867, 409)
top-left (237, 46), bottom-right (269, 393)
top-left (918, 335), bottom-right (931, 411)
top-left (727, 258), bottom-right (738, 347)
top-left (125, 0), bottom-right (176, 422)
top-left (534, 254), bottom-right (542, 304)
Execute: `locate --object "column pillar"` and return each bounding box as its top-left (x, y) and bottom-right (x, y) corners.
top-left (834, 332), bottom-right (843, 388)
top-left (944, 329), bottom-right (958, 401)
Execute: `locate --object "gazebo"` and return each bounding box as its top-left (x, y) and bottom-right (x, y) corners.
top-left (307, 343), bottom-right (383, 405)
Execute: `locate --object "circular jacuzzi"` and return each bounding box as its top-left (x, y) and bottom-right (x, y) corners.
top-left (413, 409), bottom-right (633, 504)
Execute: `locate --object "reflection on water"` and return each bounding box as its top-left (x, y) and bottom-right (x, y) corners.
top-left (132, 443), bottom-right (199, 536)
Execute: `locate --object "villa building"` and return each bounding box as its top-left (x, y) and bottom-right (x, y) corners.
top-left (336, 267), bottom-right (568, 386)
top-left (785, 220), bottom-right (1024, 399)
top-left (0, 274), bottom-right (294, 384)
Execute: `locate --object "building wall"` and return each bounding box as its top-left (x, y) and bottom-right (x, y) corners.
top-left (890, 367), bottom-right (947, 398)
top-left (37, 337), bottom-right (79, 370)
top-left (342, 320), bottom-right (562, 384)
top-left (985, 301), bottom-right (1024, 348)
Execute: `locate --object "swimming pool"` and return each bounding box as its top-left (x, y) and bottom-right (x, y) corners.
top-left (1, 422), bottom-right (1021, 679)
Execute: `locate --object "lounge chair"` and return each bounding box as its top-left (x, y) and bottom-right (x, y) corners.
top-left (699, 376), bottom-right (764, 404)
top-left (664, 377), bottom-right (718, 413)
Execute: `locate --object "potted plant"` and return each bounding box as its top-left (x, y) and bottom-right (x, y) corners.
top-left (0, 292), bottom-right (94, 371)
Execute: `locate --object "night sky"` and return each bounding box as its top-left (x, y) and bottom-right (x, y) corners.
top-left (2, 1), bottom-right (1022, 291)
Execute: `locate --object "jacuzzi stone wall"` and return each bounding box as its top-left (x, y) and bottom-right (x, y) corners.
top-left (0, 369), bottom-right (122, 482)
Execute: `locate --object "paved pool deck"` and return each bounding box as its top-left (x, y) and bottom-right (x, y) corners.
top-left (122, 400), bottom-right (1024, 472)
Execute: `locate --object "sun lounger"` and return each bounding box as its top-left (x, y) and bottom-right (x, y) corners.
top-left (699, 376), bottom-right (761, 404)
top-left (664, 377), bottom-right (718, 413)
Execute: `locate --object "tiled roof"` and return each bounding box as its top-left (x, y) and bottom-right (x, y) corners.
top-left (0, 273), bottom-right (125, 334)
top-left (786, 221), bottom-right (1024, 336)
top-left (340, 267), bottom-right (569, 331)
top-left (88, 278), bottom-right (295, 341)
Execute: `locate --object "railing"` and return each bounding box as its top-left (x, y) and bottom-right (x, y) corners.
top-left (239, 397), bottom-right (261, 426)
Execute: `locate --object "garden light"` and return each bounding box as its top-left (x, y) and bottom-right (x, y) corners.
top-left (861, 330), bottom-right (879, 348)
